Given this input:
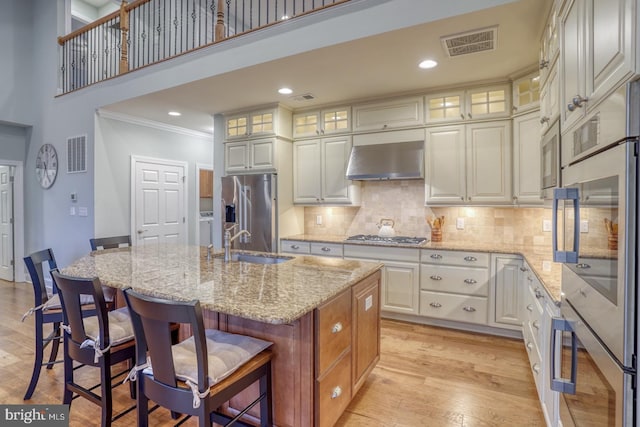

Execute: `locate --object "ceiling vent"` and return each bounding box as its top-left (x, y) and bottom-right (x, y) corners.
top-left (441, 26), bottom-right (498, 58)
top-left (67, 135), bottom-right (87, 173)
top-left (290, 93), bottom-right (316, 102)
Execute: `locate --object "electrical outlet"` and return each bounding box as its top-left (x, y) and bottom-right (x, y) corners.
top-left (542, 260), bottom-right (552, 272)
top-left (542, 219), bottom-right (552, 232)
top-left (456, 217), bottom-right (464, 230)
top-left (78, 207), bottom-right (88, 217)
top-left (580, 220), bottom-right (589, 233)
top-left (316, 215), bottom-right (323, 225)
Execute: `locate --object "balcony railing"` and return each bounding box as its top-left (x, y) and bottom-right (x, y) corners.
top-left (58, 0), bottom-right (349, 94)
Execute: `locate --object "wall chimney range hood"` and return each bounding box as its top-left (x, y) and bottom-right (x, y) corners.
top-left (346, 140), bottom-right (424, 180)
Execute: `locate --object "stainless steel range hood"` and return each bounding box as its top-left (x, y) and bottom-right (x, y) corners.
top-left (346, 140), bottom-right (424, 180)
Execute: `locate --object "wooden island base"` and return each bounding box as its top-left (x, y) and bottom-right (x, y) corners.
top-left (202, 270), bottom-right (381, 427)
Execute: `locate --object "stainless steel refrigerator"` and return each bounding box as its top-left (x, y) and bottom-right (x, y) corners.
top-left (221, 173), bottom-right (278, 253)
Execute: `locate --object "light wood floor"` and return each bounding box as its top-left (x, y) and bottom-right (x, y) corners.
top-left (0, 280), bottom-right (544, 426)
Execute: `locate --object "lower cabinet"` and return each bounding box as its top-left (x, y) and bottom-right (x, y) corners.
top-left (490, 254), bottom-right (525, 330)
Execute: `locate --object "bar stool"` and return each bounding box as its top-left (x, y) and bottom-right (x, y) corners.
top-left (89, 236), bottom-right (131, 251)
top-left (52, 271), bottom-right (136, 427)
top-left (122, 287), bottom-right (274, 427)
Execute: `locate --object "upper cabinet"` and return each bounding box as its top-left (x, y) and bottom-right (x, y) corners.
top-left (224, 105), bottom-right (292, 141)
top-left (559, 0), bottom-right (636, 133)
top-left (293, 107), bottom-right (351, 138)
top-left (539, 0), bottom-right (560, 86)
top-left (512, 72), bottom-right (541, 114)
top-left (513, 111), bottom-right (543, 205)
top-left (425, 84), bottom-right (511, 124)
top-left (224, 138), bottom-right (278, 174)
top-left (352, 96), bottom-right (424, 132)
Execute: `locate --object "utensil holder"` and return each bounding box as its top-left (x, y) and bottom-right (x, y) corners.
top-left (431, 229), bottom-right (442, 242)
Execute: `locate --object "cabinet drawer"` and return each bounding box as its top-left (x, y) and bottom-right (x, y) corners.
top-left (316, 290), bottom-right (352, 375)
top-left (280, 240), bottom-right (310, 254)
top-left (316, 350), bottom-right (352, 427)
top-left (421, 249), bottom-right (490, 267)
top-left (420, 265), bottom-right (489, 296)
top-left (419, 290), bottom-right (488, 325)
top-left (311, 242), bottom-right (344, 258)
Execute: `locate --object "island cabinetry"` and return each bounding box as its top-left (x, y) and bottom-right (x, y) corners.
top-left (352, 95), bottom-right (424, 131)
top-left (344, 244), bottom-right (420, 316)
top-left (351, 271), bottom-right (380, 395)
top-left (419, 249), bottom-right (490, 325)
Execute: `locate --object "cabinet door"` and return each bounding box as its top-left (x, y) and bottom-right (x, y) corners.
top-left (225, 114), bottom-right (250, 139)
top-left (293, 140), bottom-right (322, 203)
top-left (492, 255), bottom-right (524, 328)
top-left (352, 273), bottom-right (380, 395)
top-left (293, 111), bottom-right (321, 138)
top-left (249, 109), bottom-right (275, 137)
top-left (466, 121), bottom-right (512, 204)
top-left (249, 138), bottom-right (275, 170)
top-left (321, 136), bottom-right (351, 203)
top-left (224, 142), bottom-right (248, 173)
top-left (199, 169), bottom-right (213, 198)
top-left (321, 108), bottom-right (350, 135)
top-left (560, 0), bottom-right (586, 131)
top-left (381, 260), bottom-right (419, 315)
top-left (425, 125), bottom-right (466, 204)
top-left (425, 92), bottom-right (465, 123)
top-left (512, 73), bottom-right (540, 114)
top-left (466, 85), bottom-right (511, 120)
top-left (540, 63), bottom-right (560, 132)
top-left (353, 96), bottom-right (424, 131)
top-left (513, 111), bottom-right (543, 205)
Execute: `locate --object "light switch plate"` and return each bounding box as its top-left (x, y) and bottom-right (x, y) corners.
top-left (78, 207), bottom-right (88, 217)
top-left (316, 215), bottom-right (322, 225)
top-left (580, 220), bottom-right (589, 233)
top-left (365, 295), bottom-right (373, 311)
top-left (543, 219), bottom-right (552, 232)
top-left (69, 207), bottom-right (76, 216)
top-left (456, 218), bottom-right (464, 230)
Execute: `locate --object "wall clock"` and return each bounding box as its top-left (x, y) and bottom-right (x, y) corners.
top-left (35, 143), bottom-right (58, 189)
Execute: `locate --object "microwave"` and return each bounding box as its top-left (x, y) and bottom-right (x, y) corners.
top-left (541, 118), bottom-right (560, 194)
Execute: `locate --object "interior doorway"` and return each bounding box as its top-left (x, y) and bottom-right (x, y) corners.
top-left (196, 163), bottom-right (214, 246)
top-left (0, 160), bottom-right (24, 283)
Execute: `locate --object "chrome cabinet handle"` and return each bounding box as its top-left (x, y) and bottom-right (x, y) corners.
top-left (540, 116), bottom-right (550, 124)
top-left (430, 275), bottom-right (442, 281)
top-left (567, 102), bottom-right (577, 112)
top-left (572, 95), bottom-right (588, 108)
top-left (430, 254), bottom-right (443, 260)
top-left (429, 302), bottom-right (442, 308)
top-left (576, 263), bottom-right (591, 269)
top-left (540, 59), bottom-right (549, 69)
top-left (526, 341), bottom-right (534, 351)
top-left (526, 304), bottom-right (533, 312)
top-left (464, 256), bottom-right (477, 262)
top-left (321, 247), bottom-right (331, 252)
top-left (463, 278), bottom-right (477, 284)
top-left (533, 320), bottom-right (540, 330)
top-left (331, 386), bottom-right (342, 399)
top-left (534, 288), bottom-right (544, 299)
top-left (467, 113), bottom-right (472, 119)
top-left (520, 267), bottom-right (529, 272)
top-left (332, 322), bottom-right (343, 334)
top-left (462, 306), bottom-right (476, 313)
top-left (291, 245), bottom-right (299, 250)
top-left (460, 113), bottom-right (465, 120)
top-left (532, 363), bottom-right (541, 374)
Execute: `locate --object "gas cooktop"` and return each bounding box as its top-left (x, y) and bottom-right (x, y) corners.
top-left (345, 235), bottom-right (428, 245)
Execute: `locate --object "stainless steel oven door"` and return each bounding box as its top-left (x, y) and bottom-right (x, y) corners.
top-left (554, 141), bottom-right (636, 367)
top-left (551, 303), bottom-right (634, 426)
top-left (541, 119), bottom-right (560, 189)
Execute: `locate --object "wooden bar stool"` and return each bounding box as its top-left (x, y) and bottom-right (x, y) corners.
top-left (122, 287), bottom-right (274, 427)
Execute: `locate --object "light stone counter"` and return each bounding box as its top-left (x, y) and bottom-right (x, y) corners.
top-left (61, 244), bottom-right (382, 325)
top-left (285, 234), bottom-right (562, 303)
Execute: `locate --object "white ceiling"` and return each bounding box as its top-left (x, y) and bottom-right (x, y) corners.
top-left (100, 0), bottom-right (551, 134)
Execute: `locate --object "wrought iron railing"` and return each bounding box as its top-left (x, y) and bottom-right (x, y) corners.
top-left (58, 0), bottom-right (348, 94)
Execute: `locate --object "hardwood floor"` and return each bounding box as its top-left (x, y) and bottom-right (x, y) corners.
top-left (0, 279), bottom-right (544, 426)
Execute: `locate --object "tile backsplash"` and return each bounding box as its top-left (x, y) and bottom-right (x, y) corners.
top-left (303, 180), bottom-right (554, 248)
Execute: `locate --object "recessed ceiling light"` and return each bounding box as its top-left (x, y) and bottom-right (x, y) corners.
top-left (168, 111), bottom-right (181, 116)
top-left (278, 87), bottom-right (293, 95)
top-left (418, 59), bottom-right (438, 69)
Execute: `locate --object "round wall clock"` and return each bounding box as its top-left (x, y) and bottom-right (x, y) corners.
top-left (35, 143), bottom-right (58, 189)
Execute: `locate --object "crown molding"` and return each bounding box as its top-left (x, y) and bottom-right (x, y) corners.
top-left (96, 109), bottom-right (212, 139)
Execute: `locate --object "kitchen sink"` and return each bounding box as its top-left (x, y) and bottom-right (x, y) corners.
top-left (217, 253), bottom-right (293, 264)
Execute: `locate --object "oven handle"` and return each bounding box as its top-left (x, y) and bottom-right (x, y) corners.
top-left (550, 317), bottom-right (577, 394)
top-left (552, 188), bottom-right (580, 263)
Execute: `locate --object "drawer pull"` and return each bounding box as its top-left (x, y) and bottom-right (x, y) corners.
top-left (532, 320), bottom-right (540, 330)
top-left (463, 278), bottom-right (477, 285)
top-left (430, 275), bottom-right (442, 281)
top-left (430, 254), bottom-right (443, 260)
top-left (532, 363), bottom-right (541, 374)
top-left (291, 245), bottom-right (299, 250)
top-left (526, 304), bottom-right (533, 312)
top-left (520, 267), bottom-right (529, 272)
top-left (321, 247), bottom-right (331, 252)
top-left (331, 322), bottom-right (343, 334)
top-left (331, 386), bottom-right (342, 399)
top-left (464, 256), bottom-right (477, 262)
top-left (429, 302), bottom-right (442, 308)
top-left (462, 306), bottom-right (476, 313)
top-left (576, 263), bottom-right (591, 269)
top-left (526, 341), bottom-right (533, 352)
top-left (534, 288), bottom-right (544, 299)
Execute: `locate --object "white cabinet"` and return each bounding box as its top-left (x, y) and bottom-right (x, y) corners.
top-left (512, 72), bottom-right (541, 114)
top-left (539, 62), bottom-right (560, 132)
top-left (513, 111), bottom-right (543, 205)
top-left (352, 96), bottom-right (424, 132)
top-left (344, 245), bottom-right (420, 316)
top-left (559, 0), bottom-right (635, 133)
top-left (490, 254), bottom-right (524, 330)
top-left (280, 239), bottom-right (311, 255)
top-left (425, 84), bottom-right (511, 124)
top-left (293, 107), bottom-right (350, 138)
top-left (224, 105), bottom-right (292, 140)
top-left (539, 0), bottom-right (560, 86)
top-left (293, 136), bottom-right (360, 205)
top-left (310, 242), bottom-right (343, 258)
top-left (224, 138), bottom-right (277, 174)
top-left (419, 249), bottom-right (490, 325)
top-left (425, 121), bottom-right (512, 205)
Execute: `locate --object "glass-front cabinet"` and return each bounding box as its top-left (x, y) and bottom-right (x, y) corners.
top-left (293, 106), bottom-right (350, 138)
top-left (425, 84), bottom-right (510, 124)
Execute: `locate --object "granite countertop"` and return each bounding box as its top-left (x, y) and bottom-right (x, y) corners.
top-left (61, 244), bottom-right (382, 325)
top-left (284, 234), bottom-right (562, 303)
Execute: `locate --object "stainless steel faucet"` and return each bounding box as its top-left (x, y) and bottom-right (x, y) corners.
top-left (224, 227), bottom-right (251, 262)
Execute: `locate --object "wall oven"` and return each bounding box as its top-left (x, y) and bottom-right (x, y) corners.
top-left (550, 80), bottom-right (639, 426)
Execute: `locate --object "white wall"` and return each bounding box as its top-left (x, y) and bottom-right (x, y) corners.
top-left (94, 114), bottom-right (213, 243)
top-left (0, 124), bottom-right (28, 162)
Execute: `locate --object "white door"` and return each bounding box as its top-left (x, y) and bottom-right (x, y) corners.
top-left (0, 166), bottom-right (14, 281)
top-left (133, 159), bottom-right (186, 245)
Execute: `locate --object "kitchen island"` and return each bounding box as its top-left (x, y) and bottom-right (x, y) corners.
top-left (62, 244), bottom-right (383, 427)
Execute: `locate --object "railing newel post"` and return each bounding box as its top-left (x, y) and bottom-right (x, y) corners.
top-left (215, 0), bottom-right (226, 41)
top-left (119, 0), bottom-right (130, 74)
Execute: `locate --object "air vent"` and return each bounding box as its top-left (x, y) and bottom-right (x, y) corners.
top-left (67, 135), bottom-right (87, 173)
top-left (441, 26), bottom-right (498, 57)
top-left (290, 93), bottom-right (316, 102)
